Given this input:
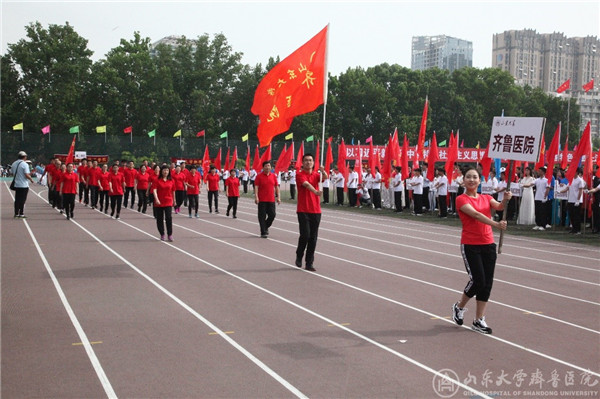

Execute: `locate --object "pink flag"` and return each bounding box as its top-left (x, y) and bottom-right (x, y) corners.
top-left (365, 136), bottom-right (372, 144)
top-left (41, 125), bottom-right (50, 135)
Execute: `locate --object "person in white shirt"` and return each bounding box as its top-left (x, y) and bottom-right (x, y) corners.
top-left (240, 169), bottom-right (249, 193)
top-left (494, 172), bottom-right (508, 220)
top-left (333, 167), bottom-right (345, 205)
top-left (347, 165), bottom-right (359, 207)
top-left (222, 169), bottom-right (230, 192)
top-left (409, 168), bottom-right (424, 215)
top-left (249, 168), bottom-right (257, 189)
top-left (371, 167), bottom-right (382, 209)
top-left (433, 167), bottom-right (448, 217)
top-left (422, 163), bottom-right (431, 211)
top-left (392, 166), bottom-right (404, 212)
top-left (288, 168), bottom-right (296, 200)
top-left (533, 167), bottom-right (550, 230)
top-left (357, 184), bottom-right (371, 207)
top-left (563, 168), bottom-right (585, 234)
top-left (322, 169), bottom-right (331, 203)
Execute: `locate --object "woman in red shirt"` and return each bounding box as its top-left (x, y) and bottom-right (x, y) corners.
top-left (108, 164), bottom-right (125, 219)
top-left (451, 167), bottom-right (511, 334)
top-left (136, 165), bottom-right (150, 214)
top-left (185, 167), bottom-right (202, 218)
top-left (225, 169), bottom-right (240, 218)
top-left (205, 166), bottom-right (220, 213)
top-left (147, 164), bottom-right (161, 219)
top-left (97, 164), bottom-right (110, 214)
top-left (171, 165), bottom-right (186, 214)
top-left (153, 165), bottom-right (175, 241)
top-left (59, 163), bottom-right (79, 220)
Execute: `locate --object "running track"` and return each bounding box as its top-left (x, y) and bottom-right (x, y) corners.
top-left (2, 183), bottom-right (599, 399)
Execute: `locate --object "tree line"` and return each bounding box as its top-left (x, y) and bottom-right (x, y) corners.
top-left (1, 21), bottom-right (584, 163)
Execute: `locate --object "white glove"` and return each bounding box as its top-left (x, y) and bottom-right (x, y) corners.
top-left (542, 198), bottom-right (547, 203)
top-left (575, 201), bottom-right (580, 207)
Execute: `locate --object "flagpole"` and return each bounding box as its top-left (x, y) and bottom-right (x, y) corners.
top-left (131, 128), bottom-right (133, 144)
top-left (22, 124), bottom-right (24, 141)
top-left (319, 23), bottom-right (330, 171)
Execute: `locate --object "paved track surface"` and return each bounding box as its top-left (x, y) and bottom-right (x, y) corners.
top-left (2, 183), bottom-right (599, 399)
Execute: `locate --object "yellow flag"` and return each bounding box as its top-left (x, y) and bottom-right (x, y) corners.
top-left (96, 125), bottom-right (106, 133)
top-left (285, 132), bottom-right (293, 140)
top-left (13, 123), bottom-right (23, 130)
top-left (242, 133), bottom-right (249, 142)
top-left (173, 129), bottom-right (182, 137)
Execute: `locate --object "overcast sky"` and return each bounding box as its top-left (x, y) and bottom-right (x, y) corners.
top-left (2, 1), bottom-right (599, 75)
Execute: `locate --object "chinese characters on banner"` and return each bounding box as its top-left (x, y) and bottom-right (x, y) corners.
top-left (488, 117), bottom-right (546, 162)
top-left (251, 26), bottom-right (328, 147)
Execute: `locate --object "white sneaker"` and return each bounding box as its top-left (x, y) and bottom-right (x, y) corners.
top-left (538, 226), bottom-right (545, 231)
top-left (472, 317), bottom-right (492, 334)
top-left (545, 224), bottom-right (552, 229)
top-left (532, 226), bottom-right (539, 230)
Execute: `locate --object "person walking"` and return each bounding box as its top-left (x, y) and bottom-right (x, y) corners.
top-left (97, 164), bottom-right (110, 214)
top-left (434, 167), bottom-right (449, 218)
top-left (59, 163), bottom-right (78, 220)
top-left (153, 165), bottom-right (176, 241)
top-left (225, 168), bottom-right (240, 218)
top-left (185, 167), bottom-right (202, 218)
top-left (135, 165), bottom-right (150, 213)
top-left (122, 161), bottom-right (138, 209)
top-left (295, 154), bottom-right (326, 271)
top-left (11, 151), bottom-right (35, 218)
top-left (205, 166), bottom-right (220, 214)
top-left (254, 161), bottom-right (280, 238)
top-left (451, 167), bottom-right (511, 334)
top-left (108, 164), bottom-right (125, 219)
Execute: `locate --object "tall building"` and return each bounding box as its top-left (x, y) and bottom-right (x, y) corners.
top-left (492, 29), bottom-right (599, 136)
top-left (411, 35), bottom-right (473, 73)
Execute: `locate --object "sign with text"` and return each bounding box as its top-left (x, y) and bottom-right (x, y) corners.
top-left (488, 117), bottom-right (545, 162)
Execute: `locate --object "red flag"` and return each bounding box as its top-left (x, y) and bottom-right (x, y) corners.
top-left (480, 143), bottom-right (493, 180)
top-left (295, 142), bottom-right (304, 171)
top-left (214, 148), bottom-right (222, 171)
top-left (445, 131), bottom-right (459, 179)
top-left (401, 134), bottom-right (410, 180)
top-left (365, 136), bottom-right (373, 144)
top-left (202, 145), bottom-right (211, 178)
top-left (556, 79), bottom-right (571, 93)
top-left (224, 147), bottom-right (231, 171)
top-left (231, 147), bottom-right (238, 171)
top-left (196, 130), bottom-right (205, 137)
top-left (381, 135), bottom-right (393, 187)
top-left (123, 126), bottom-right (132, 134)
top-left (355, 145), bottom-right (363, 185)
top-left (251, 26), bottom-right (328, 147)
top-left (274, 144), bottom-right (290, 174)
top-left (368, 141), bottom-right (377, 178)
top-left (535, 133), bottom-right (546, 170)
top-left (560, 134), bottom-right (569, 170)
top-left (583, 79), bottom-right (594, 92)
top-left (390, 128), bottom-right (400, 166)
top-left (415, 97), bottom-right (428, 167)
top-left (252, 145), bottom-right (261, 171)
top-left (426, 132), bottom-right (439, 181)
top-left (314, 141), bottom-right (320, 170)
top-left (324, 139), bottom-right (334, 174)
top-left (259, 144), bottom-right (272, 166)
top-left (545, 123), bottom-right (561, 181)
top-left (566, 122), bottom-right (592, 184)
top-left (245, 146), bottom-right (251, 172)
top-left (65, 135), bottom-right (77, 164)
top-left (337, 139), bottom-right (347, 176)
top-left (595, 150), bottom-right (600, 178)
top-left (513, 160), bottom-right (521, 182)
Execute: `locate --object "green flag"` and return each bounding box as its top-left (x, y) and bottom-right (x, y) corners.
top-left (148, 129), bottom-right (156, 138)
top-left (306, 135), bottom-right (314, 142)
top-left (220, 131), bottom-right (228, 138)
top-left (69, 126), bottom-right (80, 134)
top-left (438, 140), bottom-right (447, 147)
top-left (285, 132), bottom-right (293, 140)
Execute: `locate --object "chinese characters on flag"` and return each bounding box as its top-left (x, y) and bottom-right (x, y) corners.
top-left (251, 25), bottom-right (328, 147)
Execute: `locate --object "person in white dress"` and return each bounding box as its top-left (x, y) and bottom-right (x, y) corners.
top-left (517, 167), bottom-right (535, 225)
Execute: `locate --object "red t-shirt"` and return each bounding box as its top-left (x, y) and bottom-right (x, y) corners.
top-left (296, 170), bottom-right (322, 214)
top-left (108, 172), bottom-right (124, 196)
top-left (206, 173), bottom-right (220, 191)
top-left (456, 194), bottom-right (494, 245)
top-left (148, 173), bottom-right (159, 190)
top-left (77, 165), bottom-right (87, 183)
top-left (154, 178), bottom-right (175, 207)
top-left (171, 171), bottom-right (186, 191)
top-left (50, 168), bottom-right (62, 187)
top-left (98, 171), bottom-right (110, 190)
top-left (254, 172), bottom-right (278, 203)
top-left (61, 172), bottom-right (79, 194)
top-left (186, 173), bottom-right (202, 195)
top-left (225, 177), bottom-right (240, 197)
top-left (123, 168), bottom-right (138, 187)
top-left (88, 167), bottom-right (101, 186)
top-left (136, 172), bottom-right (150, 190)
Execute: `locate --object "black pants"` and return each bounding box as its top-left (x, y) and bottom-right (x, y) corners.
top-left (78, 182), bottom-right (86, 202)
top-left (322, 187), bottom-right (329, 203)
top-left (14, 187), bottom-right (29, 216)
top-left (413, 193), bottom-right (423, 214)
top-left (110, 195), bottom-right (122, 217)
top-left (90, 186), bottom-right (99, 208)
top-left (568, 202), bottom-right (582, 233)
top-left (290, 184), bottom-right (296, 199)
top-left (99, 190), bottom-right (109, 212)
top-left (188, 194), bottom-right (199, 215)
top-left (422, 187), bottom-right (430, 210)
top-left (461, 243), bottom-right (497, 302)
top-left (208, 190), bottom-right (219, 212)
top-left (83, 184), bottom-right (90, 205)
top-left (438, 194), bottom-right (448, 217)
top-left (53, 189), bottom-right (62, 210)
top-left (348, 188), bottom-right (357, 207)
top-left (336, 187), bottom-right (344, 205)
top-left (372, 189), bottom-right (381, 209)
top-left (592, 201), bottom-right (600, 232)
top-left (155, 206), bottom-right (173, 236)
top-left (175, 190), bottom-right (185, 210)
top-left (296, 212), bottom-right (321, 267)
top-left (243, 180), bottom-right (248, 194)
top-left (394, 191), bottom-right (403, 211)
top-left (534, 200), bottom-right (545, 227)
top-left (124, 187), bottom-right (135, 208)
top-left (63, 193), bottom-right (75, 217)
top-left (257, 202), bottom-right (276, 235)
top-left (137, 189), bottom-right (148, 213)
top-left (227, 196), bottom-right (238, 216)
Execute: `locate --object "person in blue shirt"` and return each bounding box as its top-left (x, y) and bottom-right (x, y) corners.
top-left (11, 151), bottom-right (35, 218)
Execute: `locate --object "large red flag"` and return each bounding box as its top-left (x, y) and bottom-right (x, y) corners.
top-left (337, 139), bottom-right (347, 176)
top-left (65, 135), bottom-right (77, 165)
top-left (390, 128), bottom-right (400, 166)
top-left (545, 123), bottom-right (561, 182)
top-left (368, 141), bottom-right (377, 177)
top-left (245, 146), bottom-right (251, 172)
top-left (535, 133), bottom-right (546, 170)
top-left (445, 131), bottom-right (459, 179)
top-left (401, 134), bottom-right (410, 180)
top-left (566, 122), bottom-right (592, 184)
top-left (259, 144), bottom-right (272, 167)
top-left (251, 26), bottom-right (328, 147)
top-left (480, 143), bottom-right (493, 180)
top-left (426, 132), bottom-right (439, 181)
top-left (274, 144), bottom-right (289, 174)
top-left (324, 139), bottom-right (334, 174)
top-left (224, 147), bottom-right (231, 171)
top-left (556, 79), bottom-right (571, 93)
top-left (252, 145), bottom-right (261, 171)
top-left (202, 145), bottom-right (211, 178)
top-left (231, 147), bottom-right (238, 171)
top-left (414, 97), bottom-right (428, 167)
top-left (355, 144), bottom-right (363, 185)
top-left (583, 79), bottom-right (594, 93)
top-left (295, 142), bottom-right (304, 171)
top-left (214, 148), bottom-right (222, 171)
top-left (381, 135), bottom-right (393, 187)
top-left (560, 134), bottom-right (569, 170)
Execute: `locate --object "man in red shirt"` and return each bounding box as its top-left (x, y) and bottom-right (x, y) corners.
top-left (254, 161), bottom-right (280, 238)
top-left (123, 161), bottom-right (138, 209)
top-left (77, 159), bottom-right (87, 204)
top-left (224, 169), bottom-right (240, 218)
top-left (295, 153), bottom-right (326, 271)
top-left (60, 162), bottom-right (79, 220)
top-left (205, 166), bottom-right (221, 213)
top-left (87, 160), bottom-right (101, 209)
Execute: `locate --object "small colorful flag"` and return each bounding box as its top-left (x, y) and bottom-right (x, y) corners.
top-left (220, 131), bottom-right (228, 139)
top-left (148, 129), bottom-right (156, 138)
top-left (69, 126), bottom-right (80, 134)
top-left (123, 126), bottom-right (133, 134)
top-left (306, 135), bottom-right (314, 142)
top-left (173, 129), bottom-right (182, 138)
top-left (12, 123), bottom-right (23, 130)
top-left (242, 133), bottom-right (249, 142)
top-left (96, 125), bottom-right (106, 133)
top-left (41, 125), bottom-right (50, 135)
top-left (285, 132), bottom-right (293, 140)
top-left (438, 140), bottom-right (447, 147)
top-left (365, 136), bottom-right (373, 143)
top-left (196, 130), bottom-right (205, 137)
